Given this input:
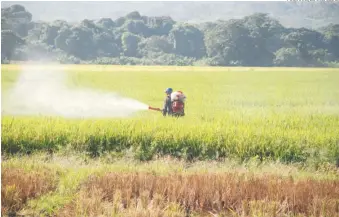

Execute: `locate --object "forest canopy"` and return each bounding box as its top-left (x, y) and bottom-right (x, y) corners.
top-left (2, 4), bottom-right (339, 67)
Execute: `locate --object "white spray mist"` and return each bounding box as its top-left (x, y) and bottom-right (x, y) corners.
top-left (3, 63), bottom-right (149, 118)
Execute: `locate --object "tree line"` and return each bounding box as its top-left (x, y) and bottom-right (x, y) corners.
top-left (2, 4), bottom-right (339, 67)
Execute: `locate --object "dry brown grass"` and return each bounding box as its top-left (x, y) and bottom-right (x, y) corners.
top-left (58, 172), bottom-right (339, 217)
top-left (1, 167), bottom-right (59, 216)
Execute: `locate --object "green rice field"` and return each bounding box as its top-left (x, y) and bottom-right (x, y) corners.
top-left (2, 64), bottom-right (339, 217)
top-left (2, 64), bottom-right (339, 164)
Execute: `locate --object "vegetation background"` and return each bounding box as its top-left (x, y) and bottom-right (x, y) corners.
top-left (2, 2), bottom-right (339, 67)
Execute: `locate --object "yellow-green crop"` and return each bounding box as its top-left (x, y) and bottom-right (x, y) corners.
top-left (2, 64), bottom-right (339, 164)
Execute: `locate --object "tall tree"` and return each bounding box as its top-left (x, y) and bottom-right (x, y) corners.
top-left (1, 29), bottom-right (25, 62)
top-left (1, 4), bottom-right (32, 37)
top-left (121, 32), bottom-right (141, 57)
top-left (169, 24), bottom-right (206, 59)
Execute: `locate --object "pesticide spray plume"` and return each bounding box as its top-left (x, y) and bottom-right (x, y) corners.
top-left (3, 60), bottom-right (150, 119)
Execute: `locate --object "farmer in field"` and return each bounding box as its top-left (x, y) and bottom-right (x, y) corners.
top-left (162, 88), bottom-right (185, 117)
top-left (162, 87), bottom-right (173, 116)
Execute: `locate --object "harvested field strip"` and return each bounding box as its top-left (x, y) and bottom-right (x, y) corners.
top-left (1, 167), bottom-right (59, 215)
top-left (59, 172), bottom-right (339, 217)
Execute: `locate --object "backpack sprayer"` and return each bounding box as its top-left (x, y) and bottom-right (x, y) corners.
top-left (148, 91), bottom-right (186, 113)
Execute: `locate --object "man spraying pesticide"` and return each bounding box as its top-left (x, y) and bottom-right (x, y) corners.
top-left (148, 88), bottom-right (186, 117)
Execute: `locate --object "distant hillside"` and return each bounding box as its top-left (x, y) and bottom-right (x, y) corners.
top-left (1, 1), bottom-right (339, 29)
top-left (2, 3), bottom-right (339, 67)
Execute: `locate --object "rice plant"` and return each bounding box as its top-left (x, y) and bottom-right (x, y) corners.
top-left (2, 64), bottom-right (339, 165)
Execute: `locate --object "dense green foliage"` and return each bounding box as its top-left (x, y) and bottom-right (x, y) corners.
top-left (2, 2), bottom-right (339, 29)
top-left (2, 65), bottom-right (339, 166)
top-left (1, 4), bottom-right (339, 67)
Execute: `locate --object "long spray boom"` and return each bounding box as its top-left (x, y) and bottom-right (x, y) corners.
top-left (148, 106), bottom-right (162, 112)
